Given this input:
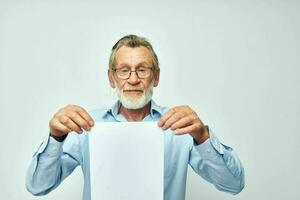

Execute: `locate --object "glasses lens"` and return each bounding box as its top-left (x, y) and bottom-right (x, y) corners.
top-left (114, 67), bottom-right (152, 79)
top-left (136, 68), bottom-right (149, 78)
top-left (116, 68), bottom-right (130, 79)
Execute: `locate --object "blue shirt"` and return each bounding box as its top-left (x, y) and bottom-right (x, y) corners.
top-left (26, 100), bottom-right (245, 200)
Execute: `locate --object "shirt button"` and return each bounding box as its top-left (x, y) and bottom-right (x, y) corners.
top-left (206, 149), bottom-right (211, 153)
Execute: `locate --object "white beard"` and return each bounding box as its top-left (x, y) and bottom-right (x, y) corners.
top-left (116, 82), bottom-right (154, 109)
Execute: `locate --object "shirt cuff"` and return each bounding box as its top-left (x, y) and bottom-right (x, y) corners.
top-left (44, 136), bottom-right (64, 156)
top-left (33, 135), bottom-right (64, 158)
top-left (193, 126), bottom-right (225, 159)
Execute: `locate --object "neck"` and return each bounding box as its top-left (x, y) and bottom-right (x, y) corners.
top-left (119, 102), bottom-right (151, 121)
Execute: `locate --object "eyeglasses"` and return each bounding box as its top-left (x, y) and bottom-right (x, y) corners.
top-left (112, 67), bottom-right (153, 80)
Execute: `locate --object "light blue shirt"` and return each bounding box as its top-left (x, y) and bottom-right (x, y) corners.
top-left (26, 100), bottom-right (245, 200)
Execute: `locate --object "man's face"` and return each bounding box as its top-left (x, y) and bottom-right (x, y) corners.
top-left (108, 46), bottom-right (160, 109)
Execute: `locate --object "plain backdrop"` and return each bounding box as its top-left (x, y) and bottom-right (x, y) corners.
top-left (0, 0), bottom-right (299, 199)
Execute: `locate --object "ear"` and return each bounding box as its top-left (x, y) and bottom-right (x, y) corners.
top-left (108, 69), bottom-right (116, 88)
top-left (153, 68), bottom-right (160, 87)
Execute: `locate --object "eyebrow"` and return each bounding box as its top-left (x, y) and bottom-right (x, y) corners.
top-left (118, 62), bottom-right (151, 67)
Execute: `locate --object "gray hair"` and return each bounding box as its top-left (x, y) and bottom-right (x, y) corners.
top-left (108, 34), bottom-right (159, 72)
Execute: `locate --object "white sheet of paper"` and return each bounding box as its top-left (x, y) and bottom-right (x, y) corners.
top-left (89, 122), bottom-right (164, 200)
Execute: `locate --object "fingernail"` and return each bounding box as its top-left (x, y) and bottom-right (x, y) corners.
top-left (89, 121), bottom-right (94, 126)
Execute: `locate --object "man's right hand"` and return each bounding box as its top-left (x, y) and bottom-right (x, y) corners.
top-left (49, 105), bottom-right (95, 137)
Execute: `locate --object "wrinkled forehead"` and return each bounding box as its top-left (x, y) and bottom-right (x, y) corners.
top-left (114, 46), bottom-right (153, 67)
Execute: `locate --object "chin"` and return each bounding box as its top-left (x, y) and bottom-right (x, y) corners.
top-left (120, 96), bottom-right (150, 109)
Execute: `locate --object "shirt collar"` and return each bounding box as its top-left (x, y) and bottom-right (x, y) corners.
top-left (107, 99), bottom-right (163, 119)
top-left (149, 100), bottom-right (162, 118)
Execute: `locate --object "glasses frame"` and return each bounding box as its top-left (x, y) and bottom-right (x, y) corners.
top-left (112, 67), bottom-right (154, 80)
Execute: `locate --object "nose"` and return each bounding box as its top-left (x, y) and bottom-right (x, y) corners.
top-left (127, 71), bottom-right (140, 85)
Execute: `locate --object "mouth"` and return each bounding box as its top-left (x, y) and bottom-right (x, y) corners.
top-left (123, 90), bottom-right (144, 93)
top-left (123, 89), bottom-right (144, 96)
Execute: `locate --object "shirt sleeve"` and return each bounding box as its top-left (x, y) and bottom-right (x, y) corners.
top-left (188, 127), bottom-right (245, 194)
top-left (25, 134), bottom-right (81, 196)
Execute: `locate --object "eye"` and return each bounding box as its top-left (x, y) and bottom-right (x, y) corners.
top-left (137, 68), bottom-right (146, 72)
top-left (119, 68), bottom-right (130, 73)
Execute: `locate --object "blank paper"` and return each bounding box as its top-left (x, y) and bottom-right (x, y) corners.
top-left (89, 122), bottom-right (164, 200)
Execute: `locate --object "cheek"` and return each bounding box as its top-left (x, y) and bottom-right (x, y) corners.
top-left (115, 80), bottom-right (127, 89)
top-left (141, 79), bottom-right (153, 90)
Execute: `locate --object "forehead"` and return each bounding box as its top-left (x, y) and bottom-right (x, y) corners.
top-left (114, 46), bottom-right (152, 67)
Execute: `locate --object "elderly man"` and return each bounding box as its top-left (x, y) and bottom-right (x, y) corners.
top-left (26, 34), bottom-right (245, 200)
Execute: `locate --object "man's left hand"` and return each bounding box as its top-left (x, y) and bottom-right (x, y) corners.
top-left (158, 105), bottom-right (209, 144)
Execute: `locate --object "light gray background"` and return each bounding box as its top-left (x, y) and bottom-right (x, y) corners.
top-left (0, 0), bottom-right (299, 199)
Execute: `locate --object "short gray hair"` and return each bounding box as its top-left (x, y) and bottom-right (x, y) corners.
top-left (108, 34), bottom-right (159, 71)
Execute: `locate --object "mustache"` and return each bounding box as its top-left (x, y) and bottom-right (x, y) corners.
top-left (122, 85), bottom-right (145, 91)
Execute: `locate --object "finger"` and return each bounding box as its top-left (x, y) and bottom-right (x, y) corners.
top-left (50, 118), bottom-right (71, 136)
top-left (75, 107), bottom-right (94, 126)
top-left (59, 115), bottom-right (83, 134)
top-left (162, 112), bottom-right (184, 130)
top-left (65, 111), bottom-right (91, 131)
top-left (173, 124), bottom-right (199, 135)
top-left (158, 108), bottom-right (176, 127)
top-left (170, 116), bottom-right (193, 131)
